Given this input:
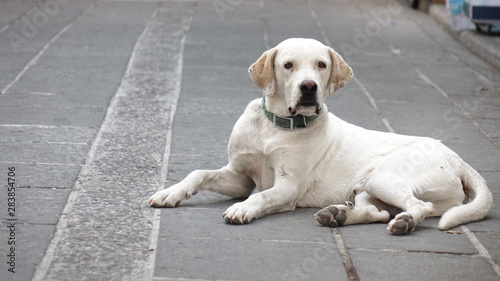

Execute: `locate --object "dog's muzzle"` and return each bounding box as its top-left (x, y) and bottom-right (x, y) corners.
top-left (293, 80), bottom-right (320, 114)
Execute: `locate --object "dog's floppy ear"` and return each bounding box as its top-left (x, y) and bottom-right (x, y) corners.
top-left (327, 48), bottom-right (353, 96)
top-left (248, 48), bottom-right (278, 96)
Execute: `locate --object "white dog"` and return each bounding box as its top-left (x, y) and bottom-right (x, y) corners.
top-left (148, 38), bottom-right (492, 234)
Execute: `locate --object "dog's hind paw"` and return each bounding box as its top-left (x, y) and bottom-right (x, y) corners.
top-left (314, 205), bottom-right (348, 227)
top-left (387, 212), bottom-right (416, 235)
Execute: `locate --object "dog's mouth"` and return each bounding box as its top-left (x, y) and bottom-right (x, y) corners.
top-left (289, 102), bottom-right (320, 116)
top-left (298, 101), bottom-right (318, 107)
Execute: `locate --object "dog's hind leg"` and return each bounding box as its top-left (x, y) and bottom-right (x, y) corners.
top-left (363, 172), bottom-right (435, 235)
top-left (314, 192), bottom-right (391, 227)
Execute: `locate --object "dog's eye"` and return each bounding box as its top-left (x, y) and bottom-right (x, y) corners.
top-left (318, 61), bottom-right (327, 69)
top-left (284, 62), bottom-right (293, 70)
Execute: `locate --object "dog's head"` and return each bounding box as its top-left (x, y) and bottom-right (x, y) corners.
top-left (248, 38), bottom-right (353, 116)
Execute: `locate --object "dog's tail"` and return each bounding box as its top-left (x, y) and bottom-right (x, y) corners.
top-left (438, 162), bottom-right (493, 230)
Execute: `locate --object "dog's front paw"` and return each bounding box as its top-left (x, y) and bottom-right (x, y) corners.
top-left (387, 212), bottom-right (416, 235)
top-left (147, 186), bottom-right (195, 208)
top-left (314, 205), bottom-right (348, 227)
top-left (222, 202), bottom-right (258, 224)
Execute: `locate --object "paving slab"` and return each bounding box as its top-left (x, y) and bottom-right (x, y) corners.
top-left (160, 207), bottom-right (333, 243)
top-left (0, 0), bottom-right (36, 28)
top-left (158, 206), bottom-right (343, 280)
top-left (340, 218), bottom-right (477, 254)
top-left (0, 224), bottom-right (56, 280)
top-left (0, 188), bottom-right (70, 280)
top-left (0, 126), bottom-right (96, 188)
top-left (351, 249), bottom-right (499, 281)
top-left (156, 236), bottom-right (343, 281)
top-left (476, 232), bottom-right (500, 267)
top-left (328, 92), bottom-right (389, 132)
top-left (0, 163), bottom-right (81, 189)
top-left (0, 188), bottom-right (72, 225)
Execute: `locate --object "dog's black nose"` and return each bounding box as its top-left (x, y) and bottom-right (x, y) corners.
top-left (300, 80), bottom-right (317, 95)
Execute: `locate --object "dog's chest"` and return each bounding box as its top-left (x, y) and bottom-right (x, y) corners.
top-left (228, 131), bottom-right (287, 192)
top-left (253, 159), bottom-right (276, 192)
top-left (231, 149), bottom-right (275, 191)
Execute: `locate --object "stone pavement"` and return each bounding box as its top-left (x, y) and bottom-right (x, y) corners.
top-left (429, 3), bottom-right (500, 71)
top-left (0, 0), bottom-right (499, 280)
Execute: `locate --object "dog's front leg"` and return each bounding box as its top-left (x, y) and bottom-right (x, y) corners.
top-left (223, 176), bottom-right (301, 224)
top-left (148, 166), bottom-right (254, 208)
